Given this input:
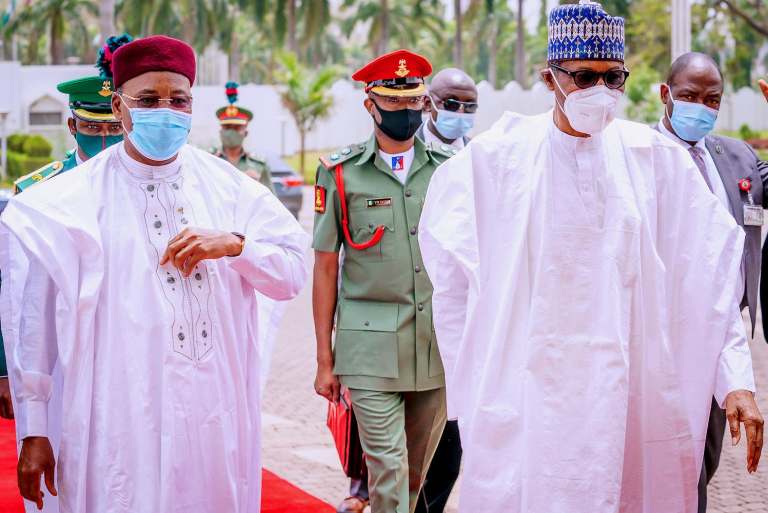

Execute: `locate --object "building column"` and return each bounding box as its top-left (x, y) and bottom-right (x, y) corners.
top-left (671, 0), bottom-right (691, 61)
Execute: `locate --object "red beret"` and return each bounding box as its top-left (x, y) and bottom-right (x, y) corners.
top-left (352, 49), bottom-right (432, 97)
top-left (112, 35), bottom-right (196, 88)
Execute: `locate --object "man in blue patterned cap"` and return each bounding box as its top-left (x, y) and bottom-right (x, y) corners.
top-left (418, 1), bottom-right (762, 512)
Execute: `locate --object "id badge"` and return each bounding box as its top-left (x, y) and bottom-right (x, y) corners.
top-left (744, 204), bottom-right (764, 226)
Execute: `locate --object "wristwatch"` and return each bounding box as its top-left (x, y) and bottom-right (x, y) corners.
top-left (230, 232), bottom-right (246, 256)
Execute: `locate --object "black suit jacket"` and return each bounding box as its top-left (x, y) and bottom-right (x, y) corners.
top-left (704, 134), bottom-right (767, 336)
top-left (655, 126), bottom-right (767, 336)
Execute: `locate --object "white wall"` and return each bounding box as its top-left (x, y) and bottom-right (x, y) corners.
top-left (2, 63), bottom-right (768, 160)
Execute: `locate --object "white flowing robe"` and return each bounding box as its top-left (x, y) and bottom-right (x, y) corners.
top-left (418, 112), bottom-right (755, 513)
top-left (0, 143), bottom-right (309, 513)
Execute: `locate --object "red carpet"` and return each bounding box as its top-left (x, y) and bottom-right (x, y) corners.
top-left (0, 419), bottom-right (334, 513)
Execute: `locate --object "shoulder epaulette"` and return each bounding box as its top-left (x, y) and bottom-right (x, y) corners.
top-left (245, 153), bottom-right (267, 165)
top-left (13, 160), bottom-right (65, 194)
top-left (318, 143), bottom-right (367, 169)
top-left (426, 142), bottom-right (458, 159)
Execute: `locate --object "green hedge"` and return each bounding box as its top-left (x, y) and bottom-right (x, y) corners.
top-left (22, 135), bottom-right (53, 157)
top-left (8, 134), bottom-right (27, 153)
top-left (7, 133), bottom-right (53, 158)
top-left (4, 133), bottom-right (54, 179)
top-left (7, 150), bottom-right (52, 179)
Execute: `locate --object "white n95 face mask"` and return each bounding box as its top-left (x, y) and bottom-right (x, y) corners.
top-left (553, 75), bottom-right (622, 135)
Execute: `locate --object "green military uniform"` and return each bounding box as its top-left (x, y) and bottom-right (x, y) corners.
top-left (212, 148), bottom-right (276, 194)
top-left (314, 135), bottom-right (453, 513)
top-left (14, 150), bottom-right (78, 194)
top-left (214, 81), bottom-right (276, 194)
top-left (13, 75), bottom-right (119, 193)
top-left (314, 136), bottom-right (454, 391)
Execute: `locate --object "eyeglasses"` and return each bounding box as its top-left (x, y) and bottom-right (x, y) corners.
top-left (119, 93), bottom-right (193, 110)
top-left (549, 64), bottom-right (630, 90)
top-left (435, 97), bottom-right (478, 114)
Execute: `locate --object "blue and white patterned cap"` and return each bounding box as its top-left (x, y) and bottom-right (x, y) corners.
top-left (548, 0), bottom-right (625, 62)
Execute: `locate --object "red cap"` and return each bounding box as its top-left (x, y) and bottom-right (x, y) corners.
top-left (352, 49), bottom-right (432, 97)
top-left (112, 35), bottom-right (196, 88)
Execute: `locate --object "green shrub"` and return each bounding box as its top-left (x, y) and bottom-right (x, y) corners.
top-left (22, 134), bottom-right (53, 158)
top-left (6, 150), bottom-right (52, 179)
top-left (739, 124), bottom-right (757, 141)
top-left (7, 134), bottom-right (28, 153)
top-left (7, 150), bottom-right (25, 178)
top-left (625, 63), bottom-right (663, 124)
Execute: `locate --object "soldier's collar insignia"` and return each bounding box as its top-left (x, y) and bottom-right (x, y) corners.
top-left (395, 59), bottom-right (409, 78)
top-left (98, 80), bottom-right (113, 97)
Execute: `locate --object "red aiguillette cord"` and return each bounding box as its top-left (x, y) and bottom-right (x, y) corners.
top-left (334, 164), bottom-right (385, 250)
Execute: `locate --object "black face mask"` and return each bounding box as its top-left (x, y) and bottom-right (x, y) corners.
top-left (373, 103), bottom-right (423, 141)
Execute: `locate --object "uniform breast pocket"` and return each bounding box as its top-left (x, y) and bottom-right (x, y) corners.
top-left (333, 299), bottom-right (400, 378)
top-left (347, 205), bottom-right (396, 261)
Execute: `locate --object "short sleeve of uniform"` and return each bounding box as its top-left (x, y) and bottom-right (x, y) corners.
top-left (312, 164), bottom-right (341, 253)
top-left (257, 160), bottom-right (276, 194)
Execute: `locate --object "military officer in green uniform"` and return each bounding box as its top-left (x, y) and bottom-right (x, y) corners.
top-left (1, 35), bottom-right (129, 419)
top-left (313, 50), bottom-right (452, 513)
top-left (213, 81), bottom-right (276, 193)
top-left (13, 76), bottom-right (123, 193)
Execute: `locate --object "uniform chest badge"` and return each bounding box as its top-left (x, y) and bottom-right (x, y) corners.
top-left (315, 185), bottom-right (326, 213)
top-left (367, 198), bottom-right (392, 208)
top-left (391, 155), bottom-right (404, 171)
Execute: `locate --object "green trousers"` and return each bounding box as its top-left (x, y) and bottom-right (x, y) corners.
top-left (349, 387), bottom-right (447, 513)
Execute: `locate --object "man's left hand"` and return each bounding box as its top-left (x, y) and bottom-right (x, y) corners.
top-left (760, 79), bottom-right (768, 102)
top-left (724, 389), bottom-right (764, 473)
top-left (0, 377), bottom-right (13, 420)
top-left (160, 228), bottom-right (243, 277)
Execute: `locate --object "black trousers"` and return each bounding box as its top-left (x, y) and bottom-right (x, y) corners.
top-left (698, 396), bottom-right (727, 513)
top-left (415, 420), bottom-right (462, 513)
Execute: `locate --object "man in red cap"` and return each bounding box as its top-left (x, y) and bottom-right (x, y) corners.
top-left (312, 50), bottom-right (455, 513)
top-left (2, 35), bottom-right (308, 513)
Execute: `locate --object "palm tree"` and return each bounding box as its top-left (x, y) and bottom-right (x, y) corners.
top-left (341, 0), bottom-right (390, 56)
top-left (99, 0), bottom-right (117, 45)
top-left (515, 0), bottom-right (526, 87)
top-left (4, 0), bottom-right (97, 64)
top-left (454, 0), bottom-right (462, 67)
top-left (287, 0), bottom-right (297, 53)
top-left (341, 0), bottom-right (444, 58)
top-left (275, 52), bottom-right (339, 176)
top-left (116, 0), bottom-right (217, 53)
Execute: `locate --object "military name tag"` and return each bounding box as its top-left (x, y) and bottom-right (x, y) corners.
top-left (744, 204), bottom-right (763, 226)
top-left (367, 198), bottom-right (392, 208)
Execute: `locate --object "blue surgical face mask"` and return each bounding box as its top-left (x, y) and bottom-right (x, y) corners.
top-left (666, 88), bottom-right (719, 142)
top-left (123, 105), bottom-right (192, 161)
top-left (432, 100), bottom-right (475, 140)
